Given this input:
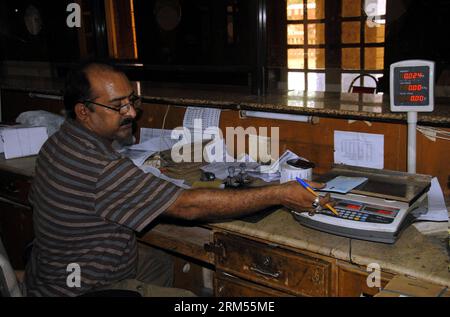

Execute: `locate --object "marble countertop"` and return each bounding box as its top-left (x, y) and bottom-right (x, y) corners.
top-left (2, 77), bottom-right (449, 126)
top-left (137, 85), bottom-right (450, 126)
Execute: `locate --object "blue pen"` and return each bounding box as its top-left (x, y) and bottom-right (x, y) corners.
top-left (295, 177), bottom-right (339, 216)
top-left (296, 177), bottom-right (316, 191)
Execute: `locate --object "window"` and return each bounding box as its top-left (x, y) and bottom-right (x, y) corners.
top-left (287, 0), bottom-right (326, 92)
top-left (341, 0), bottom-right (386, 92)
top-left (286, 0), bottom-right (387, 93)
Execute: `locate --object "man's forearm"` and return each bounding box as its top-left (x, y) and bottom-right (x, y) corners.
top-left (165, 186), bottom-right (282, 221)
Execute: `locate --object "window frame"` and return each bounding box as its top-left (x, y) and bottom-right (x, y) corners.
top-left (340, 1), bottom-right (386, 91)
top-left (286, 0), bottom-right (387, 92)
top-left (287, 0), bottom-right (327, 92)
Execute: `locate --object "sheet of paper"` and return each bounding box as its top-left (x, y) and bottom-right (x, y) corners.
top-left (2, 126), bottom-right (48, 159)
top-left (139, 165), bottom-right (190, 189)
top-left (319, 176), bottom-right (368, 194)
top-left (183, 107), bottom-right (221, 140)
top-left (334, 131), bottom-right (384, 169)
top-left (139, 128), bottom-right (174, 143)
top-left (129, 137), bottom-right (180, 152)
top-left (259, 150), bottom-right (300, 174)
top-left (134, 127), bottom-right (192, 154)
top-left (411, 177), bottom-right (449, 222)
top-left (247, 171), bottom-right (281, 183)
top-left (118, 149), bottom-right (156, 167)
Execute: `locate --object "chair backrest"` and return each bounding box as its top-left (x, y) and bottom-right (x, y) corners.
top-left (0, 239), bottom-right (23, 297)
top-left (348, 74), bottom-right (379, 94)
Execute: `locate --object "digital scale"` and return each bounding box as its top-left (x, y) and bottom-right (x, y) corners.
top-left (292, 165), bottom-right (432, 244)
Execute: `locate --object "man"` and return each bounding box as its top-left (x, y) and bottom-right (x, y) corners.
top-left (24, 63), bottom-right (330, 297)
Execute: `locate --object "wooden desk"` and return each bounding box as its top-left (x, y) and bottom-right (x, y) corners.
top-left (0, 155), bottom-right (449, 296)
top-left (139, 209), bottom-right (449, 296)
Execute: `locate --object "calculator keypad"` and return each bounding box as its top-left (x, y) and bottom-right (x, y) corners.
top-left (320, 200), bottom-right (398, 224)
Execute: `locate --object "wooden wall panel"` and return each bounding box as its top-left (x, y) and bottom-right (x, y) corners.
top-left (416, 128), bottom-right (450, 196)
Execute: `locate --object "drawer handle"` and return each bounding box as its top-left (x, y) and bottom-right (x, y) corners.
top-left (249, 265), bottom-right (281, 279)
top-left (311, 268), bottom-right (323, 285)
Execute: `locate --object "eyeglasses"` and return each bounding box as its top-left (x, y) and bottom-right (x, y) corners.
top-left (80, 94), bottom-right (142, 116)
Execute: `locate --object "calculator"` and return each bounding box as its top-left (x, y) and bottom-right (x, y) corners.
top-left (323, 200), bottom-right (400, 224)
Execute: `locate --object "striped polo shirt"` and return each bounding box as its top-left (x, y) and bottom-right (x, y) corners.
top-left (25, 119), bottom-right (184, 297)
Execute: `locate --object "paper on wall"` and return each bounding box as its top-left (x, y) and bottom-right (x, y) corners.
top-left (183, 107), bottom-right (221, 139)
top-left (334, 131), bottom-right (384, 169)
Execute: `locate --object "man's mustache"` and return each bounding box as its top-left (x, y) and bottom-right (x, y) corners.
top-left (120, 118), bottom-right (134, 126)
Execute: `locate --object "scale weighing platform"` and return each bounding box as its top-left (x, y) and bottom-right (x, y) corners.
top-left (292, 165), bottom-right (432, 244)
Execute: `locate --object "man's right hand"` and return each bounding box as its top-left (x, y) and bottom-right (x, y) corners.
top-left (277, 181), bottom-right (333, 214)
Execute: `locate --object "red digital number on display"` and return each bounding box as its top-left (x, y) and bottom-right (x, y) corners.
top-left (401, 84), bottom-right (423, 91)
top-left (408, 84), bottom-right (422, 91)
top-left (401, 72), bottom-right (424, 80)
top-left (410, 95), bottom-right (425, 102)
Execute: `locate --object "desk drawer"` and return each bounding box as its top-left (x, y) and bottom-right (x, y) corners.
top-left (215, 272), bottom-right (292, 297)
top-left (213, 232), bottom-right (331, 296)
top-left (0, 170), bottom-right (31, 205)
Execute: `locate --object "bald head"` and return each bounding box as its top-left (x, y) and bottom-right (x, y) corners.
top-left (64, 62), bottom-right (125, 119)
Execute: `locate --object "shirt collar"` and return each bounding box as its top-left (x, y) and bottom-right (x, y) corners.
top-left (61, 119), bottom-right (120, 157)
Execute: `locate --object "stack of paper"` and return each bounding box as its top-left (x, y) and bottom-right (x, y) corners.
top-left (0, 125), bottom-right (48, 159)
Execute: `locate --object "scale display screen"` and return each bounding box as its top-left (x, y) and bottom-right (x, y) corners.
top-left (394, 66), bottom-right (430, 106)
top-left (390, 60), bottom-right (435, 112)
